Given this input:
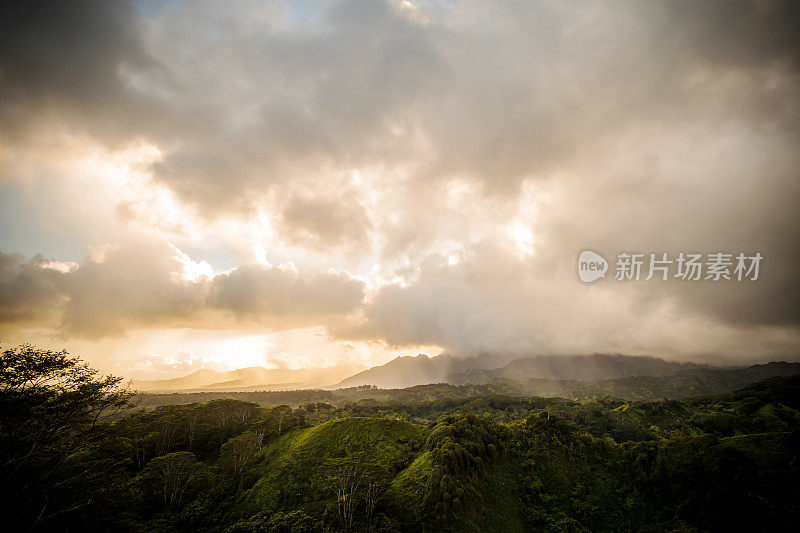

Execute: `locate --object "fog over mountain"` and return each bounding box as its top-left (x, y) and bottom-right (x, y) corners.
top-left (137, 353), bottom-right (719, 392)
top-left (334, 353), bottom-right (703, 389)
top-left (134, 363), bottom-right (364, 392)
top-left (330, 353), bottom-right (513, 389)
top-left (445, 354), bottom-right (702, 386)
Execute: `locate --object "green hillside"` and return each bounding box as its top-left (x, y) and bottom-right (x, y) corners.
top-left (248, 418), bottom-right (425, 517)
top-left (232, 375), bottom-right (800, 531)
top-left (4, 346), bottom-right (799, 532)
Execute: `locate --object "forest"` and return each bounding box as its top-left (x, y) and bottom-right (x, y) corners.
top-left (1, 344), bottom-right (798, 532)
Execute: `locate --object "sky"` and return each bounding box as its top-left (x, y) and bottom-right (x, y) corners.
top-left (1, 0), bottom-right (798, 380)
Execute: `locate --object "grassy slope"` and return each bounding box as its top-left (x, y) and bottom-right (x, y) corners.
top-left (248, 417), bottom-right (426, 515)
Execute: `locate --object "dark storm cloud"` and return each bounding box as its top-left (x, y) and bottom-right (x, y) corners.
top-left (662, 0), bottom-right (800, 69)
top-left (2, 0), bottom-right (797, 200)
top-left (2, 0), bottom-right (798, 193)
top-left (0, 0), bottom-right (153, 145)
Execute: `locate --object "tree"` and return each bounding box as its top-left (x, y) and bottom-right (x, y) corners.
top-left (142, 451), bottom-right (202, 506)
top-left (363, 477), bottom-right (382, 532)
top-left (0, 344), bottom-right (131, 530)
top-left (269, 405), bottom-right (295, 437)
top-left (325, 453), bottom-right (383, 533)
top-left (328, 457), bottom-right (365, 533)
top-left (220, 430), bottom-right (262, 494)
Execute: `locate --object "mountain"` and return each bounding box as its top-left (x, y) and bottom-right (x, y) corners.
top-left (333, 353), bottom-right (517, 389)
top-left (334, 353), bottom-right (700, 389)
top-left (133, 364), bottom-right (364, 392)
top-left (467, 361), bottom-right (800, 401)
top-left (446, 354), bottom-right (700, 385)
top-left (134, 361), bottom-right (800, 408)
top-left (132, 368), bottom-right (224, 391)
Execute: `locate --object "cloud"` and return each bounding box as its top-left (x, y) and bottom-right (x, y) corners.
top-left (0, 252), bottom-right (68, 329)
top-left (276, 190), bottom-right (373, 252)
top-left (0, 0), bottom-right (163, 148)
top-left (0, 0), bottom-right (798, 360)
top-left (209, 263), bottom-right (366, 322)
top-left (60, 241), bottom-right (207, 337)
top-left (0, 241), bottom-right (365, 339)
top-left (340, 239), bottom-right (800, 360)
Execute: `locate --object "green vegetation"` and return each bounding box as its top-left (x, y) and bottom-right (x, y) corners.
top-left (2, 344), bottom-right (799, 531)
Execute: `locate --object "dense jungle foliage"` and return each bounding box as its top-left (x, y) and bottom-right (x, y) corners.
top-left (1, 344), bottom-right (798, 532)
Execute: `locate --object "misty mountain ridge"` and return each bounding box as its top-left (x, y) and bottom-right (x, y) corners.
top-left (333, 352), bottom-right (519, 390)
top-left (133, 364), bottom-right (364, 392)
top-left (445, 354), bottom-right (703, 386)
top-left (334, 353), bottom-right (705, 389)
top-left (134, 353), bottom-right (788, 393)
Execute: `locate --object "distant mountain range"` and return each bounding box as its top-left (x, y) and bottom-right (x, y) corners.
top-left (134, 352), bottom-right (727, 392)
top-left (461, 361), bottom-right (800, 402)
top-left (135, 361), bottom-right (800, 408)
top-left (333, 353), bottom-right (518, 389)
top-left (333, 353), bottom-right (702, 389)
top-left (132, 364), bottom-right (365, 392)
